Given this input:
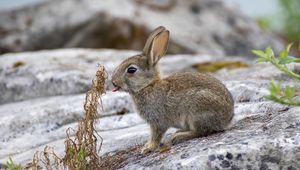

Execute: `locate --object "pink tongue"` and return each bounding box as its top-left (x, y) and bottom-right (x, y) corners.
top-left (112, 87), bottom-right (120, 92)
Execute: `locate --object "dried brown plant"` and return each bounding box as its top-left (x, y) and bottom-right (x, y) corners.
top-left (29, 64), bottom-right (107, 170)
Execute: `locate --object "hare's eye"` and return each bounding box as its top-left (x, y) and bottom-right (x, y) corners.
top-left (127, 66), bottom-right (137, 74)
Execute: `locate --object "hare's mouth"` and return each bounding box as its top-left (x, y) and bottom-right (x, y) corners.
top-left (112, 81), bottom-right (121, 92)
top-left (112, 85), bottom-right (121, 92)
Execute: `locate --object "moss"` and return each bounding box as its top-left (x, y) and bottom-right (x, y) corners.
top-left (13, 61), bottom-right (25, 68)
top-left (193, 61), bottom-right (249, 73)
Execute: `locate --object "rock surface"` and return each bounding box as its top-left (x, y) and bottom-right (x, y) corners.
top-left (0, 0), bottom-right (282, 56)
top-left (0, 49), bottom-right (214, 104)
top-left (0, 49), bottom-right (299, 169)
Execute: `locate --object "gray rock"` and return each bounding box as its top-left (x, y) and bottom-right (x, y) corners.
top-left (0, 49), bottom-right (214, 104)
top-left (0, 0), bottom-right (282, 56)
top-left (0, 91), bottom-right (142, 160)
top-left (120, 103), bottom-right (299, 170)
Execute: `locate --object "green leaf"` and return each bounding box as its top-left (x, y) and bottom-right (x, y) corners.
top-left (269, 80), bottom-right (281, 95)
top-left (6, 157), bottom-right (22, 170)
top-left (77, 148), bottom-right (87, 162)
top-left (256, 57), bottom-right (269, 63)
top-left (252, 50), bottom-right (267, 58)
top-left (7, 157), bottom-right (13, 169)
top-left (294, 58), bottom-right (300, 63)
top-left (278, 43), bottom-right (295, 63)
top-left (279, 49), bottom-right (288, 59)
top-left (265, 47), bottom-right (274, 58)
top-left (278, 56), bottom-right (298, 64)
top-left (285, 86), bottom-right (295, 98)
top-left (265, 95), bottom-right (275, 101)
top-left (286, 43), bottom-right (293, 52)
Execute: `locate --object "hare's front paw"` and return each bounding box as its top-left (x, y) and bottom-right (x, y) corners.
top-left (141, 141), bottom-right (158, 154)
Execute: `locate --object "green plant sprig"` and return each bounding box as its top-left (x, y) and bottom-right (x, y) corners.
top-left (6, 157), bottom-right (22, 170)
top-left (252, 43), bottom-right (300, 106)
top-left (252, 43), bottom-right (300, 80)
top-left (266, 80), bottom-right (300, 106)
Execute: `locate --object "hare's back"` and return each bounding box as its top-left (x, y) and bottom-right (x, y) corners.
top-left (164, 72), bottom-right (227, 94)
top-left (163, 72), bottom-right (234, 119)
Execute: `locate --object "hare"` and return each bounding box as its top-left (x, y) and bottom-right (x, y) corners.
top-left (111, 26), bottom-right (234, 153)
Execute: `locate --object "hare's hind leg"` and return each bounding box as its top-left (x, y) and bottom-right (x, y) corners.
top-left (174, 129), bottom-right (186, 133)
top-left (167, 131), bottom-right (200, 145)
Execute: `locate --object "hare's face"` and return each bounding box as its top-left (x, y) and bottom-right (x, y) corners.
top-left (111, 26), bottom-right (169, 93)
top-left (111, 55), bottom-right (159, 92)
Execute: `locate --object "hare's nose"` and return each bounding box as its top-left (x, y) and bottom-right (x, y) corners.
top-left (112, 81), bottom-right (117, 87)
top-left (112, 80), bottom-right (118, 87)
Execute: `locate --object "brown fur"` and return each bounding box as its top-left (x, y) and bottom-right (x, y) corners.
top-left (112, 26), bottom-right (234, 153)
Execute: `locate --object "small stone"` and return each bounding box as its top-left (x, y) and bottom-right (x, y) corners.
top-left (217, 155), bottom-right (224, 160)
top-left (260, 163), bottom-right (268, 170)
top-left (180, 153), bottom-right (189, 159)
top-left (261, 155), bottom-right (280, 163)
top-left (287, 166), bottom-right (297, 170)
top-left (226, 152), bottom-right (233, 160)
top-left (236, 154), bottom-right (243, 161)
top-left (220, 160), bottom-right (230, 168)
top-left (190, 4), bottom-right (201, 14)
top-left (215, 166), bottom-right (220, 170)
top-left (231, 165), bottom-right (240, 170)
top-left (209, 155), bottom-right (216, 161)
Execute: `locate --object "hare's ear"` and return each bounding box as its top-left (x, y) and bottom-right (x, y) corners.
top-left (148, 30), bottom-right (169, 67)
top-left (143, 26), bottom-right (166, 55)
top-left (145, 29), bottom-right (169, 67)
